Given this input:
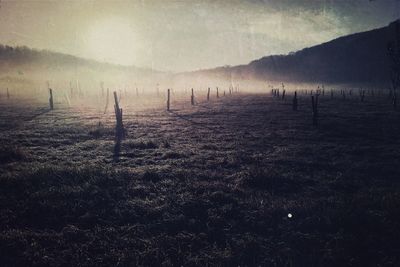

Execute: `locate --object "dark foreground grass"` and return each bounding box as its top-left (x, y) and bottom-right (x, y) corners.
top-left (0, 93), bottom-right (400, 266)
top-left (0, 145), bottom-right (28, 164)
top-left (1, 165), bottom-right (400, 266)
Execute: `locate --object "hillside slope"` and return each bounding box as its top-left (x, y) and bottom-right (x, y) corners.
top-left (188, 19), bottom-right (400, 84)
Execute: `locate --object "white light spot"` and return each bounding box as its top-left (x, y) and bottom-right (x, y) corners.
top-left (288, 213), bottom-right (293, 218)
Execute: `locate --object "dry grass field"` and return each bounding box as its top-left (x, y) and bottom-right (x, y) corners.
top-left (1, 90), bottom-right (400, 266)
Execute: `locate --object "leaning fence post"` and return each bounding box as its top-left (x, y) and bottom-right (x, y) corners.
top-left (207, 87), bottom-right (210, 101)
top-left (282, 89), bottom-right (286, 100)
top-left (167, 89), bottom-right (170, 111)
top-left (293, 91), bottom-right (298, 111)
top-left (113, 91), bottom-right (124, 139)
top-left (49, 88), bottom-right (54, 110)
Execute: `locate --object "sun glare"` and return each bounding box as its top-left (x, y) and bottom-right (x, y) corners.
top-left (87, 18), bottom-right (137, 66)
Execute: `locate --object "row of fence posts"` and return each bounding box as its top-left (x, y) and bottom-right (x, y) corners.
top-left (43, 84), bottom-right (124, 140)
top-left (165, 86), bottom-right (236, 111)
top-left (272, 86), bottom-right (399, 126)
top-left (41, 85), bottom-right (236, 136)
top-left (272, 87), bottom-right (320, 126)
top-left (7, 83), bottom-right (396, 136)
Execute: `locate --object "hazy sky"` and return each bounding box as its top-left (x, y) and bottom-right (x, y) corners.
top-left (0, 0), bottom-right (399, 72)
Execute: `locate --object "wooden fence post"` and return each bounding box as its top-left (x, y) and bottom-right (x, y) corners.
top-left (113, 91), bottom-right (124, 139)
top-left (191, 88), bottom-right (194, 105)
top-left (207, 87), bottom-right (210, 101)
top-left (217, 87), bottom-right (219, 98)
top-left (167, 89), bottom-right (170, 111)
top-left (293, 91), bottom-right (298, 111)
top-left (6, 88), bottom-right (10, 99)
top-left (49, 88), bottom-right (54, 110)
top-left (282, 89), bottom-right (286, 100)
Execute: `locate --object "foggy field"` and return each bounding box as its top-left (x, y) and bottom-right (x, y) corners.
top-left (1, 91), bottom-right (400, 266)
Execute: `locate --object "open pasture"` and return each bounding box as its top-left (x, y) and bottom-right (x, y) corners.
top-left (1, 88), bottom-right (400, 266)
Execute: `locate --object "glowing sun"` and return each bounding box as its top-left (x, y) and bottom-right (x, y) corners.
top-left (87, 18), bottom-right (137, 65)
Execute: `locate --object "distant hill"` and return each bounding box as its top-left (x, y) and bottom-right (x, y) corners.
top-left (0, 45), bottom-right (163, 86)
top-left (186, 19), bottom-right (400, 84)
top-left (0, 45), bottom-right (156, 73)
